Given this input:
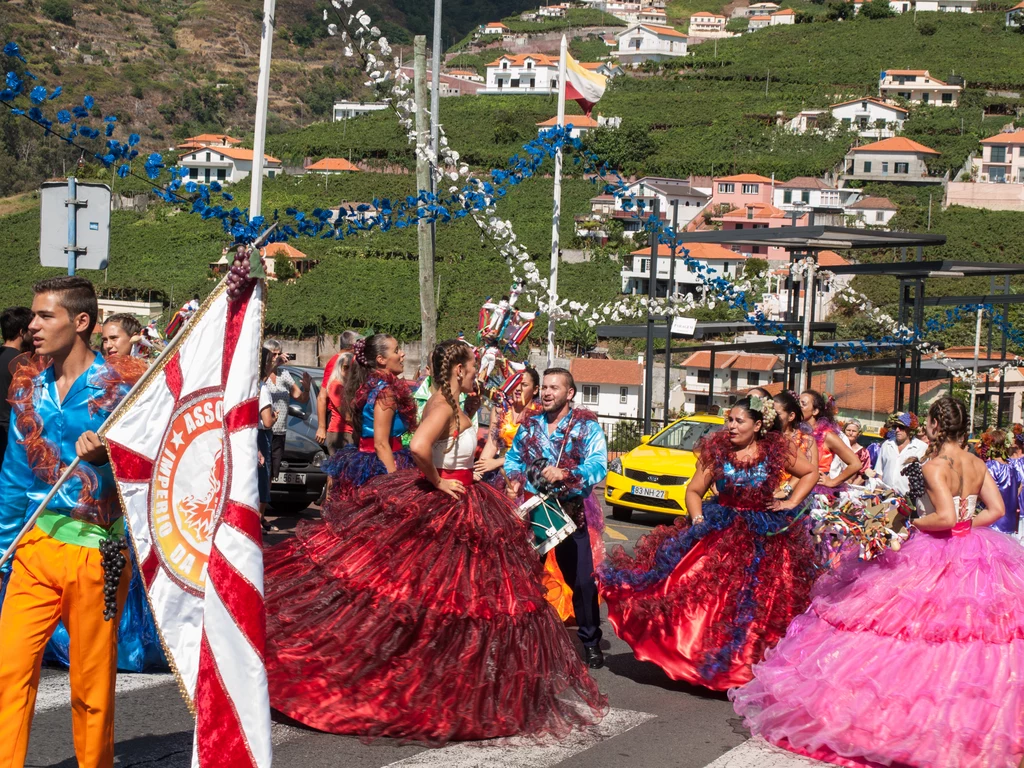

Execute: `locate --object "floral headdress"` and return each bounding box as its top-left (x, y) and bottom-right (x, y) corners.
top-left (880, 411), bottom-right (919, 439)
top-left (748, 394), bottom-right (777, 434)
top-left (1013, 423), bottom-right (1024, 448)
top-left (978, 428), bottom-right (1012, 461)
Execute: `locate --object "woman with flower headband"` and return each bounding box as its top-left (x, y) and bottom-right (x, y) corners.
top-left (978, 427), bottom-right (1020, 537)
top-left (732, 395), bottom-right (1024, 767)
top-left (598, 396), bottom-right (820, 690)
top-left (772, 391), bottom-right (817, 501)
top-left (798, 390), bottom-right (862, 493)
top-left (320, 333), bottom-right (416, 509)
top-left (263, 340), bottom-right (607, 742)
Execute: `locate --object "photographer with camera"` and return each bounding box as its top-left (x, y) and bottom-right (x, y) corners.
top-left (262, 340), bottom-right (311, 525)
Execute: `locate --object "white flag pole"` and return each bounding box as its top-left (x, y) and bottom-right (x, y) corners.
top-left (249, 0), bottom-right (277, 219)
top-left (546, 34), bottom-right (568, 369)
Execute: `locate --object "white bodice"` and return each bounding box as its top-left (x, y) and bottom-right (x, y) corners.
top-left (916, 493), bottom-right (978, 522)
top-left (432, 427), bottom-right (477, 471)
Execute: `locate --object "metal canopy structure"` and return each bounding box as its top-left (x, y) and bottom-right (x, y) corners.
top-left (673, 225), bottom-right (947, 251)
top-left (603, 222), bottom-right (1024, 431)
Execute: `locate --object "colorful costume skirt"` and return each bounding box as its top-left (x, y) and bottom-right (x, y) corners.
top-left (598, 502), bottom-right (817, 690)
top-left (264, 470), bottom-right (607, 744)
top-left (321, 443), bottom-right (414, 506)
top-left (730, 527), bottom-right (1024, 767)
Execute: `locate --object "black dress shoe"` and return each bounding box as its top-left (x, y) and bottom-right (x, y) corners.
top-left (584, 646), bottom-right (604, 669)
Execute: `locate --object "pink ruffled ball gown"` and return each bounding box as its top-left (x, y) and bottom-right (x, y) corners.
top-left (730, 492), bottom-right (1024, 767)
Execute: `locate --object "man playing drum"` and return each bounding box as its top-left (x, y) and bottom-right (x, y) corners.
top-left (505, 368), bottom-right (608, 669)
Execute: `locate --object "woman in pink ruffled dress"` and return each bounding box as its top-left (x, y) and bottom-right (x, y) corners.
top-left (731, 395), bottom-right (1024, 767)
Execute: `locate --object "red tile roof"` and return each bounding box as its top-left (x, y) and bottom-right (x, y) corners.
top-left (715, 173), bottom-right (774, 183)
top-left (184, 133), bottom-right (242, 145)
top-left (681, 351), bottom-right (780, 372)
top-left (817, 250), bottom-right (851, 267)
top-left (772, 9), bottom-right (796, 14)
top-left (306, 157), bottom-right (360, 172)
top-left (691, 11), bottom-right (727, 17)
top-left (981, 129), bottom-right (1024, 146)
top-left (632, 242), bottom-right (749, 261)
top-left (850, 137), bottom-right (939, 155)
top-left (719, 202), bottom-right (789, 219)
top-left (487, 53), bottom-right (557, 67)
top-left (848, 195), bottom-right (897, 211)
top-left (639, 23), bottom-right (688, 38)
top-left (570, 358), bottom-right (643, 386)
top-left (182, 146), bottom-right (282, 164)
top-left (764, 369), bottom-right (944, 414)
top-left (261, 242), bottom-right (308, 260)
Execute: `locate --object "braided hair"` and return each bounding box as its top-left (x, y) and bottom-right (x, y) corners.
top-left (925, 395), bottom-right (968, 459)
top-left (431, 339), bottom-right (475, 447)
top-left (344, 333), bottom-right (396, 437)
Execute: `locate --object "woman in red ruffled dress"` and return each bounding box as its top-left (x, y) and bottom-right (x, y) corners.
top-left (264, 340), bottom-right (607, 744)
top-left (598, 396), bottom-right (820, 690)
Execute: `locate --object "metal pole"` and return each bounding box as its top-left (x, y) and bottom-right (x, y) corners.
top-left (708, 348), bottom-right (716, 413)
top-left (664, 201), bottom-right (678, 428)
top-left (643, 199), bottom-right (659, 434)
top-left (800, 255), bottom-right (815, 388)
top-left (546, 35), bottom-right (568, 369)
top-left (66, 176), bottom-right (78, 275)
top-left (249, 0), bottom-right (276, 219)
top-left (969, 306), bottom-right (982, 434)
top-left (414, 37), bottom-right (437, 354)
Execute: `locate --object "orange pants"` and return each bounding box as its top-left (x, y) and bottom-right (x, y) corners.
top-left (0, 526), bottom-right (128, 768)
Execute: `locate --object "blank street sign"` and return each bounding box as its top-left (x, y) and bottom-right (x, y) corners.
top-left (40, 180), bottom-right (111, 270)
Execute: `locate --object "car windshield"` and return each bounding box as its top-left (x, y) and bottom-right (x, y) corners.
top-left (648, 420), bottom-right (721, 451)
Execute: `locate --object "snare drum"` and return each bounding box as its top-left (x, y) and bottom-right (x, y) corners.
top-left (517, 494), bottom-right (577, 555)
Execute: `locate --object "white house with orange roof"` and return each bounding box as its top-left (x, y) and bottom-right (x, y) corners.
top-left (536, 114), bottom-right (602, 139)
top-left (737, 2), bottom-right (781, 17)
top-left (579, 176), bottom-right (711, 241)
top-left (847, 196), bottom-right (898, 227)
top-left (748, 14), bottom-right (773, 29)
top-left (570, 358), bottom-right (645, 420)
top-left (711, 173), bottom-right (775, 209)
top-left (878, 69), bottom-right (962, 107)
top-left (831, 97), bottom-right (908, 138)
top-left (749, 8), bottom-right (795, 28)
top-left (640, 7), bottom-right (669, 23)
top-left (688, 11), bottom-right (729, 35)
top-left (446, 69), bottom-right (484, 83)
top-left (679, 350), bottom-right (782, 414)
top-left (762, 250), bottom-right (855, 322)
top-left (842, 137), bottom-right (942, 184)
top-left (538, 3), bottom-right (571, 17)
top-left (178, 146), bottom-right (282, 184)
top-left (614, 23), bottom-right (689, 65)
top-left (480, 21), bottom-right (509, 35)
top-left (176, 133), bottom-right (243, 152)
top-left (1007, 0), bottom-right (1024, 25)
top-left (483, 53), bottom-right (560, 94)
top-left (622, 242), bottom-right (751, 297)
top-left (304, 158), bottom-right (361, 175)
top-left (772, 177), bottom-right (862, 224)
top-left (580, 61), bottom-right (624, 78)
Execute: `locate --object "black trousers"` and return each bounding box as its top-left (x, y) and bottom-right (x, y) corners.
top-left (554, 522), bottom-right (602, 648)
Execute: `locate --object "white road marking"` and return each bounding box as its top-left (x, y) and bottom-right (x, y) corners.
top-left (382, 707), bottom-right (655, 768)
top-left (36, 672), bottom-right (173, 713)
top-left (706, 737), bottom-right (829, 767)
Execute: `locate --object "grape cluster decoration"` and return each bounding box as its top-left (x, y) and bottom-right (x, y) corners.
top-left (900, 461), bottom-right (927, 509)
top-left (99, 535), bottom-right (128, 621)
top-left (226, 245), bottom-right (264, 302)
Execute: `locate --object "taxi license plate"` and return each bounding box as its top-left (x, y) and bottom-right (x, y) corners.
top-left (274, 472), bottom-right (306, 486)
top-left (631, 485), bottom-right (666, 499)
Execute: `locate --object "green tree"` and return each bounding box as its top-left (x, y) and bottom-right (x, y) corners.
top-left (558, 316), bottom-right (597, 356)
top-left (41, 0), bottom-right (74, 25)
top-left (861, 0), bottom-right (896, 18)
top-left (274, 255), bottom-right (297, 282)
top-left (582, 123), bottom-right (657, 173)
top-left (609, 420), bottom-right (643, 452)
top-left (743, 258), bottom-right (769, 281)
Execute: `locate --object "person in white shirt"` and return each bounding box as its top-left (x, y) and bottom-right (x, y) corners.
top-left (871, 411), bottom-right (927, 495)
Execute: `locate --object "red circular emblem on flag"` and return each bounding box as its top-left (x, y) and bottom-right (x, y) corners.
top-left (150, 391), bottom-right (228, 595)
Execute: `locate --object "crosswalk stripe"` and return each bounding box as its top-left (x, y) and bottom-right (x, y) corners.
top-left (36, 672), bottom-right (173, 714)
top-left (603, 524), bottom-right (629, 541)
top-left (706, 737), bottom-right (828, 767)
top-left (381, 707), bottom-right (655, 768)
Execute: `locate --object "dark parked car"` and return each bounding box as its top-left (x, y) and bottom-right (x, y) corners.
top-left (270, 365), bottom-right (328, 514)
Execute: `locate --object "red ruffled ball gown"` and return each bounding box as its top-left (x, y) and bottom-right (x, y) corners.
top-left (597, 431), bottom-right (818, 690)
top-left (731, 491), bottom-right (1024, 768)
top-left (264, 427), bottom-right (608, 744)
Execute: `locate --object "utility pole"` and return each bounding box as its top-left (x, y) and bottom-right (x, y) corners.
top-left (546, 35), bottom-right (568, 369)
top-left (643, 199), bottom-right (660, 435)
top-left (249, 0), bottom-right (276, 221)
top-left (414, 36), bottom-right (437, 354)
top-left (429, 0), bottom-right (442, 284)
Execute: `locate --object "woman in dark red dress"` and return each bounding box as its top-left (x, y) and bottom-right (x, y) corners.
top-left (598, 396), bottom-right (820, 690)
top-left (264, 340), bottom-right (607, 744)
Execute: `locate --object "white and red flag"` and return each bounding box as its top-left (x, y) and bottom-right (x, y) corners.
top-left (563, 50), bottom-right (607, 116)
top-left (102, 279), bottom-right (271, 768)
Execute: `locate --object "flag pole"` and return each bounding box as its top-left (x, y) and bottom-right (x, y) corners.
top-left (546, 34), bottom-right (567, 369)
top-left (249, 0), bottom-right (277, 219)
top-left (0, 224), bottom-right (278, 571)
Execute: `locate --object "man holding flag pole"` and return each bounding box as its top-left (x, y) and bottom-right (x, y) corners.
top-left (546, 36), bottom-right (607, 368)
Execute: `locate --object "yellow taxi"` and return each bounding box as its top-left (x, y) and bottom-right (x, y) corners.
top-left (605, 413), bottom-right (725, 521)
